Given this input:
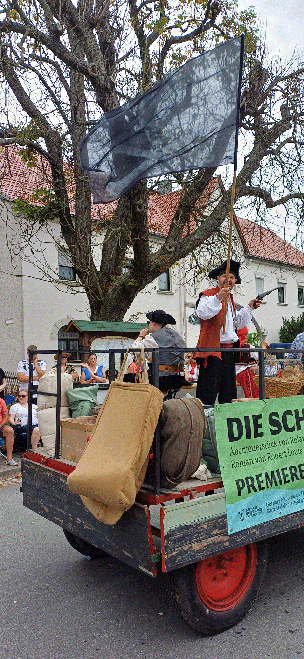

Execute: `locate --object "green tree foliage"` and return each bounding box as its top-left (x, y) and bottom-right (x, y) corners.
top-left (279, 314), bottom-right (304, 343)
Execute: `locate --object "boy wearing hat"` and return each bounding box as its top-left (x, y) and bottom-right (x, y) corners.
top-left (51, 353), bottom-right (79, 381)
top-left (194, 260), bottom-right (261, 405)
top-left (132, 310), bottom-right (187, 391)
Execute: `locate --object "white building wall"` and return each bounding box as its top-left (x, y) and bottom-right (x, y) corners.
top-left (0, 198), bottom-right (24, 371)
top-left (20, 223), bottom-right (89, 371)
top-left (236, 258), bottom-right (304, 344)
top-left (3, 221), bottom-right (183, 370)
top-left (124, 256), bottom-right (183, 334)
top-left (3, 204), bottom-right (304, 374)
top-left (184, 253), bottom-right (304, 348)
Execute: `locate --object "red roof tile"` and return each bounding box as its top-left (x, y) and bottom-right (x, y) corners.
top-left (0, 147), bottom-right (53, 200)
top-left (0, 146), bottom-right (217, 236)
top-left (92, 181), bottom-right (218, 236)
top-left (3, 148), bottom-right (303, 266)
top-left (235, 216), bottom-right (304, 268)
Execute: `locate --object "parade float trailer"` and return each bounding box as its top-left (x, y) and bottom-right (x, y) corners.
top-left (21, 346), bottom-right (304, 635)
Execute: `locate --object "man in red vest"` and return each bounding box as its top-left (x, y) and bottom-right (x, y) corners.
top-left (194, 259), bottom-right (261, 405)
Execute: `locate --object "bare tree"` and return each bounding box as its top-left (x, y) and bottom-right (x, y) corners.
top-left (0, 0), bottom-right (304, 320)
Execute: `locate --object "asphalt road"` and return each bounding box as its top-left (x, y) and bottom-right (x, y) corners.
top-left (1, 481), bottom-right (304, 659)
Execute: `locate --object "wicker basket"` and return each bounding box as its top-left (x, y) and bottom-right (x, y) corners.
top-left (253, 376), bottom-right (304, 399)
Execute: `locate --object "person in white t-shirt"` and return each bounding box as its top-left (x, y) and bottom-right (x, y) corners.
top-left (17, 344), bottom-right (46, 401)
top-left (8, 389), bottom-right (40, 450)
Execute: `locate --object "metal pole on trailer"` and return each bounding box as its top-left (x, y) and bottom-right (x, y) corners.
top-left (109, 350), bottom-right (115, 383)
top-left (258, 348), bottom-right (266, 400)
top-left (55, 350), bottom-right (62, 459)
top-left (151, 349), bottom-right (161, 495)
top-left (27, 350), bottom-right (34, 450)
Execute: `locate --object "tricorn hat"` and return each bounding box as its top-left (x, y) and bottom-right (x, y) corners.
top-left (208, 259), bottom-right (241, 284)
top-left (146, 309), bottom-right (176, 325)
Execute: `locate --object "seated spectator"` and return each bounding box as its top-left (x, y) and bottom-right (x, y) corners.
top-left (184, 353), bottom-right (199, 384)
top-left (17, 345), bottom-right (46, 401)
top-left (80, 353), bottom-right (107, 384)
top-left (105, 369), bottom-right (118, 381)
top-left (0, 367), bottom-right (6, 400)
top-left (123, 357), bottom-right (142, 383)
top-left (8, 389), bottom-right (40, 451)
top-left (288, 332), bottom-right (304, 362)
top-left (0, 397), bottom-right (17, 466)
top-left (127, 358), bottom-right (142, 375)
top-left (51, 353), bottom-right (79, 380)
top-left (235, 327), bottom-right (259, 398)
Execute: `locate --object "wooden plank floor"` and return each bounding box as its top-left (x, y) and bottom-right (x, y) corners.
top-left (22, 458), bottom-right (158, 577)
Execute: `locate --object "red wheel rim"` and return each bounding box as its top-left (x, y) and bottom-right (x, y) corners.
top-left (195, 544), bottom-right (257, 612)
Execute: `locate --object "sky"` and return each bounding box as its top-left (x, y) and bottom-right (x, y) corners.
top-left (229, 1), bottom-right (304, 245)
top-left (237, 0), bottom-right (304, 59)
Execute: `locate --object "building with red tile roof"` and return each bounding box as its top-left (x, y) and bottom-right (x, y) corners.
top-left (0, 147), bottom-right (53, 201)
top-left (235, 216), bottom-right (304, 270)
top-left (0, 146), bottom-right (219, 236)
top-left (2, 144), bottom-right (304, 366)
top-left (1, 147), bottom-right (303, 269)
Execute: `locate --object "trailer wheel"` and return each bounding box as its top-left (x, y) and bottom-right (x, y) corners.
top-left (63, 530), bottom-right (106, 559)
top-left (171, 541), bottom-right (268, 635)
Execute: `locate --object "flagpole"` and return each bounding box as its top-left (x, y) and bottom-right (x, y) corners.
top-left (222, 33), bottom-right (245, 333)
top-left (222, 173), bottom-right (237, 331)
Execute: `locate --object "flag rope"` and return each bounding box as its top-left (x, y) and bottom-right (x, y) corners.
top-left (222, 33), bottom-right (244, 332)
top-left (222, 169), bottom-right (237, 333)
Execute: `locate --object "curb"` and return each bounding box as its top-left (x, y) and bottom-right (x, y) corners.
top-left (0, 453), bottom-right (22, 481)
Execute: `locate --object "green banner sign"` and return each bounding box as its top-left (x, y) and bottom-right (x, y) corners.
top-left (214, 396), bottom-right (304, 534)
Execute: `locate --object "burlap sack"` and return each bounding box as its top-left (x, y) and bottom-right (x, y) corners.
top-left (37, 406), bottom-right (70, 456)
top-left (67, 350), bottom-right (163, 525)
top-left (159, 397), bottom-right (206, 488)
top-left (37, 371), bottom-right (73, 410)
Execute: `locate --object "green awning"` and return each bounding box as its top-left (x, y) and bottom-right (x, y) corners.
top-left (65, 319), bottom-right (147, 334)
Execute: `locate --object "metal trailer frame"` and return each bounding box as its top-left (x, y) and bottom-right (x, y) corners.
top-left (21, 344), bottom-right (304, 635)
top-left (26, 344), bottom-right (271, 495)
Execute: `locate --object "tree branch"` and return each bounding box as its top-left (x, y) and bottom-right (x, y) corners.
top-left (241, 185), bottom-right (304, 208)
top-left (0, 133), bottom-right (53, 162)
top-left (12, 59), bottom-right (71, 129)
top-left (162, 168), bottom-right (216, 252)
top-left (156, 5), bottom-right (220, 77)
top-left (0, 49), bottom-right (54, 136)
top-left (0, 14), bottom-right (111, 107)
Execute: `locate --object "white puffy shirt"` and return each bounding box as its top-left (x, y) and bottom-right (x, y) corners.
top-left (196, 294), bottom-right (252, 343)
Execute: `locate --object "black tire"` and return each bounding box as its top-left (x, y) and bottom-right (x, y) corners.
top-left (63, 530), bottom-right (107, 559)
top-left (170, 541), bottom-right (268, 635)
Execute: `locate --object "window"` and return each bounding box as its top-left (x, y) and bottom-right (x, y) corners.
top-left (122, 260), bottom-right (133, 274)
top-left (58, 328), bottom-right (80, 360)
top-left (158, 269), bottom-right (171, 292)
top-left (255, 277), bottom-right (264, 296)
top-left (298, 286), bottom-right (304, 306)
top-left (58, 249), bottom-right (76, 281)
top-left (278, 285), bottom-right (286, 304)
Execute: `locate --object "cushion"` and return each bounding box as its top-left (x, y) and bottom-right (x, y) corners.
top-left (66, 385), bottom-right (99, 418)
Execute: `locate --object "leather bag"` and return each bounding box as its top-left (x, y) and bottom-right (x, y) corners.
top-left (159, 397), bottom-right (206, 488)
top-left (67, 349), bottom-right (163, 525)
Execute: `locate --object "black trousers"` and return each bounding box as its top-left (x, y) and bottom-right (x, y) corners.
top-left (196, 354), bottom-right (237, 406)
